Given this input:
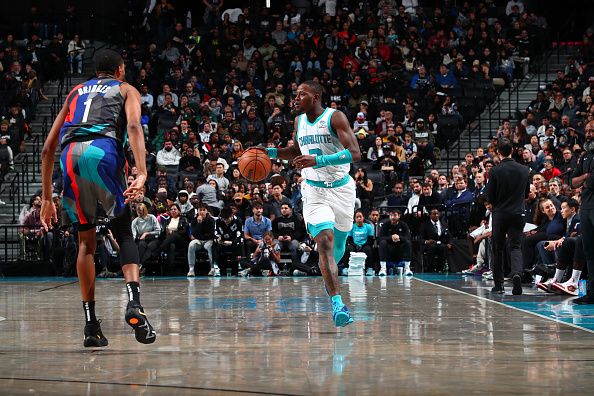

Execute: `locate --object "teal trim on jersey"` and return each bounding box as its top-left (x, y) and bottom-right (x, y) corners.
top-left (77, 145), bottom-right (110, 193)
top-left (307, 221), bottom-right (335, 238)
top-left (326, 109), bottom-right (337, 137)
top-left (314, 148), bottom-right (353, 168)
top-left (76, 123), bottom-right (109, 134)
top-left (305, 174), bottom-right (351, 189)
top-left (304, 107), bottom-right (328, 127)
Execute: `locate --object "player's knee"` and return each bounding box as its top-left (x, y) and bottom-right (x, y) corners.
top-left (317, 233), bottom-right (333, 253)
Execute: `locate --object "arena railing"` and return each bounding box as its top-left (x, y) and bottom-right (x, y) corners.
top-left (0, 224), bottom-right (51, 275)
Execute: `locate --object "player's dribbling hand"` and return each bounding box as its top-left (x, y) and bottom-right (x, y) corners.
top-left (40, 199), bottom-right (57, 232)
top-left (124, 174), bottom-right (147, 203)
top-left (293, 155), bottom-right (316, 169)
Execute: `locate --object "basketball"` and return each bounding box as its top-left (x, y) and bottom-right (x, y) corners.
top-left (238, 148), bottom-right (272, 182)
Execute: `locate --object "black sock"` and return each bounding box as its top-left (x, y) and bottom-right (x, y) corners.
top-left (126, 282), bottom-right (141, 304)
top-left (82, 301), bottom-right (97, 324)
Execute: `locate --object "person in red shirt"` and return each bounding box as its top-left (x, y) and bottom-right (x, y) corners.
top-left (542, 159), bottom-right (562, 181)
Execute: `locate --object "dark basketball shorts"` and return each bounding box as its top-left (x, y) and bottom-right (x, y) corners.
top-left (60, 138), bottom-right (127, 227)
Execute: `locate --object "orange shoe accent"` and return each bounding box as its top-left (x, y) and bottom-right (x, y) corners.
top-left (129, 318), bottom-right (139, 325)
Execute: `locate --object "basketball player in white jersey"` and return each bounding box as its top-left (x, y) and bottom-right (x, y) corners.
top-left (262, 80), bottom-right (361, 327)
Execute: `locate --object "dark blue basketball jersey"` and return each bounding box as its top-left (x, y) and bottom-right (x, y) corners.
top-left (59, 78), bottom-right (126, 149)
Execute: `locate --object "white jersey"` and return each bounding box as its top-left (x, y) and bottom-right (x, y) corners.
top-left (296, 107), bottom-right (349, 183)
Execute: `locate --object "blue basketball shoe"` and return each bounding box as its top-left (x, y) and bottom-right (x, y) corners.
top-left (332, 301), bottom-right (354, 327)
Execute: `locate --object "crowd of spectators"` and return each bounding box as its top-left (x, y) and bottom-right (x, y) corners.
top-left (10, 1), bottom-right (594, 285)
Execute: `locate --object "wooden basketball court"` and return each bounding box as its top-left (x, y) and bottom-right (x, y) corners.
top-left (0, 275), bottom-right (592, 395)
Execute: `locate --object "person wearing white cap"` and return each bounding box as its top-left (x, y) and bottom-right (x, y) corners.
top-left (353, 112), bottom-right (369, 133)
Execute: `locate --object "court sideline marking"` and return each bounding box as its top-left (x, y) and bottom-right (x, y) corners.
top-left (413, 277), bottom-right (594, 335)
top-left (0, 377), bottom-right (305, 396)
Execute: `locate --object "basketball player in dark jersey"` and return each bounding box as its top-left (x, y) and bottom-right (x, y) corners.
top-left (40, 49), bottom-right (156, 347)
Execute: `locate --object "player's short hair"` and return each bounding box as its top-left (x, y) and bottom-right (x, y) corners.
top-left (94, 49), bottom-right (124, 74)
top-left (301, 80), bottom-right (324, 97)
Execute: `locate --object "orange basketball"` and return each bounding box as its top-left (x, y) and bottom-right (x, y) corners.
top-left (238, 148), bottom-right (272, 182)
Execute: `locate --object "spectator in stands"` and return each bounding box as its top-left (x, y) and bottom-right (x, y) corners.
top-left (156, 139), bottom-right (181, 175)
top-left (435, 64), bottom-right (458, 89)
top-left (187, 203), bottom-right (216, 277)
top-left (523, 198), bottom-right (564, 272)
top-left (239, 231), bottom-right (281, 277)
top-left (67, 34), bottom-right (85, 74)
top-left (420, 208), bottom-right (451, 273)
top-left (156, 203), bottom-right (189, 271)
top-left (354, 168), bottom-right (373, 213)
top-left (417, 182), bottom-right (442, 217)
top-left (292, 234), bottom-right (321, 276)
top-left (195, 176), bottom-right (221, 215)
top-left (131, 203), bottom-right (161, 269)
top-left (384, 182), bottom-right (409, 208)
top-left (343, 210), bottom-right (376, 276)
top-left (267, 184), bottom-right (292, 222)
top-left (174, 190), bottom-right (192, 215)
top-left (0, 134), bottom-right (13, 204)
top-left (206, 163), bottom-right (230, 192)
top-left (378, 209), bottom-right (413, 276)
top-left (214, 206), bottom-right (243, 276)
top-left (272, 203), bottom-right (305, 271)
top-left (244, 201), bottom-right (272, 255)
top-left (542, 159), bottom-right (562, 181)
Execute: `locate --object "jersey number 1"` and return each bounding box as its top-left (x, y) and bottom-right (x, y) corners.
top-left (82, 98), bottom-right (93, 123)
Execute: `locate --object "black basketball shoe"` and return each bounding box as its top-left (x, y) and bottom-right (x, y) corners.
top-left (83, 320), bottom-right (109, 348)
top-left (125, 301), bottom-right (157, 344)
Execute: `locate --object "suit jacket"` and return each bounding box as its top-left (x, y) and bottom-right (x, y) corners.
top-left (485, 158), bottom-right (531, 215)
top-left (419, 219), bottom-right (451, 245)
top-left (565, 214), bottom-right (580, 237)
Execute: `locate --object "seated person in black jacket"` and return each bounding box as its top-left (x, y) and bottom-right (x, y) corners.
top-left (378, 209), bottom-right (413, 276)
top-left (187, 203), bottom-right (216, 277)
top-left (156, 203), bottom-right (190, 271)
top-left (214, 206), bottom-right (244, 275)
top-left (384, 182), bottom-right (409, 208)
top-left (272, 203), bottom-right (305, 269)
top-left (416, 182), bottom-right (442, 218)
top-left (419, 208), bottom-right (452, 272)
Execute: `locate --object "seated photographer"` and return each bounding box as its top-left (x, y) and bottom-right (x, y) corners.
top-left (95, 223), bottom-right (121, 278)
top-left (239, 231), bottom-right (281, 277)
top-left (272, 203), bottom-right (305, 270)
top-left (214, 206), bottom-right (244, 275)
top-left (20, 194), bottom-right (53, 262)
top-left (292, 234), bottom-right (321, 276)
top-left (187, 203), bottom-right (216, 277)
top-left (131, 203), bottom-right (161, 268)
top-left (156, 204), bottom-right (190, 271)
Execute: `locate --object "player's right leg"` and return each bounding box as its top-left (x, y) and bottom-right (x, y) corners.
top-left (78, 226), bottom-right (109, 347)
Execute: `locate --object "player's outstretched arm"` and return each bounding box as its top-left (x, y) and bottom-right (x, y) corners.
top-left (292, 110), bottom-right (361, 169)
top-left (122, 84), bottom-right (148, 203)
top-left (40, 101), bottom-right (69, 230)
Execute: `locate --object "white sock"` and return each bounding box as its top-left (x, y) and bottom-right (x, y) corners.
top-left (380, 262), bottom-right (387, 271)
top-left (189, 265), bottom-right (195, 272)
top-left (404, 261), bottom-right (411, 271)
top-left (554, 269), bottom-right (564, 282)
top-left (570, 269), bottom-right (582, 284)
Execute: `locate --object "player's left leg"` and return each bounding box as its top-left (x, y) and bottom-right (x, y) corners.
top-left (111, 211), bottom-right (157, 344)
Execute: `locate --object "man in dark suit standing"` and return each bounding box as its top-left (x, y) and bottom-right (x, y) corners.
top-left (485, 139), bottom-right (531, 295)
top-left (571, 122), bottom-right (594, 304)
top-left (419, 208), bottom-right (451, 272)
